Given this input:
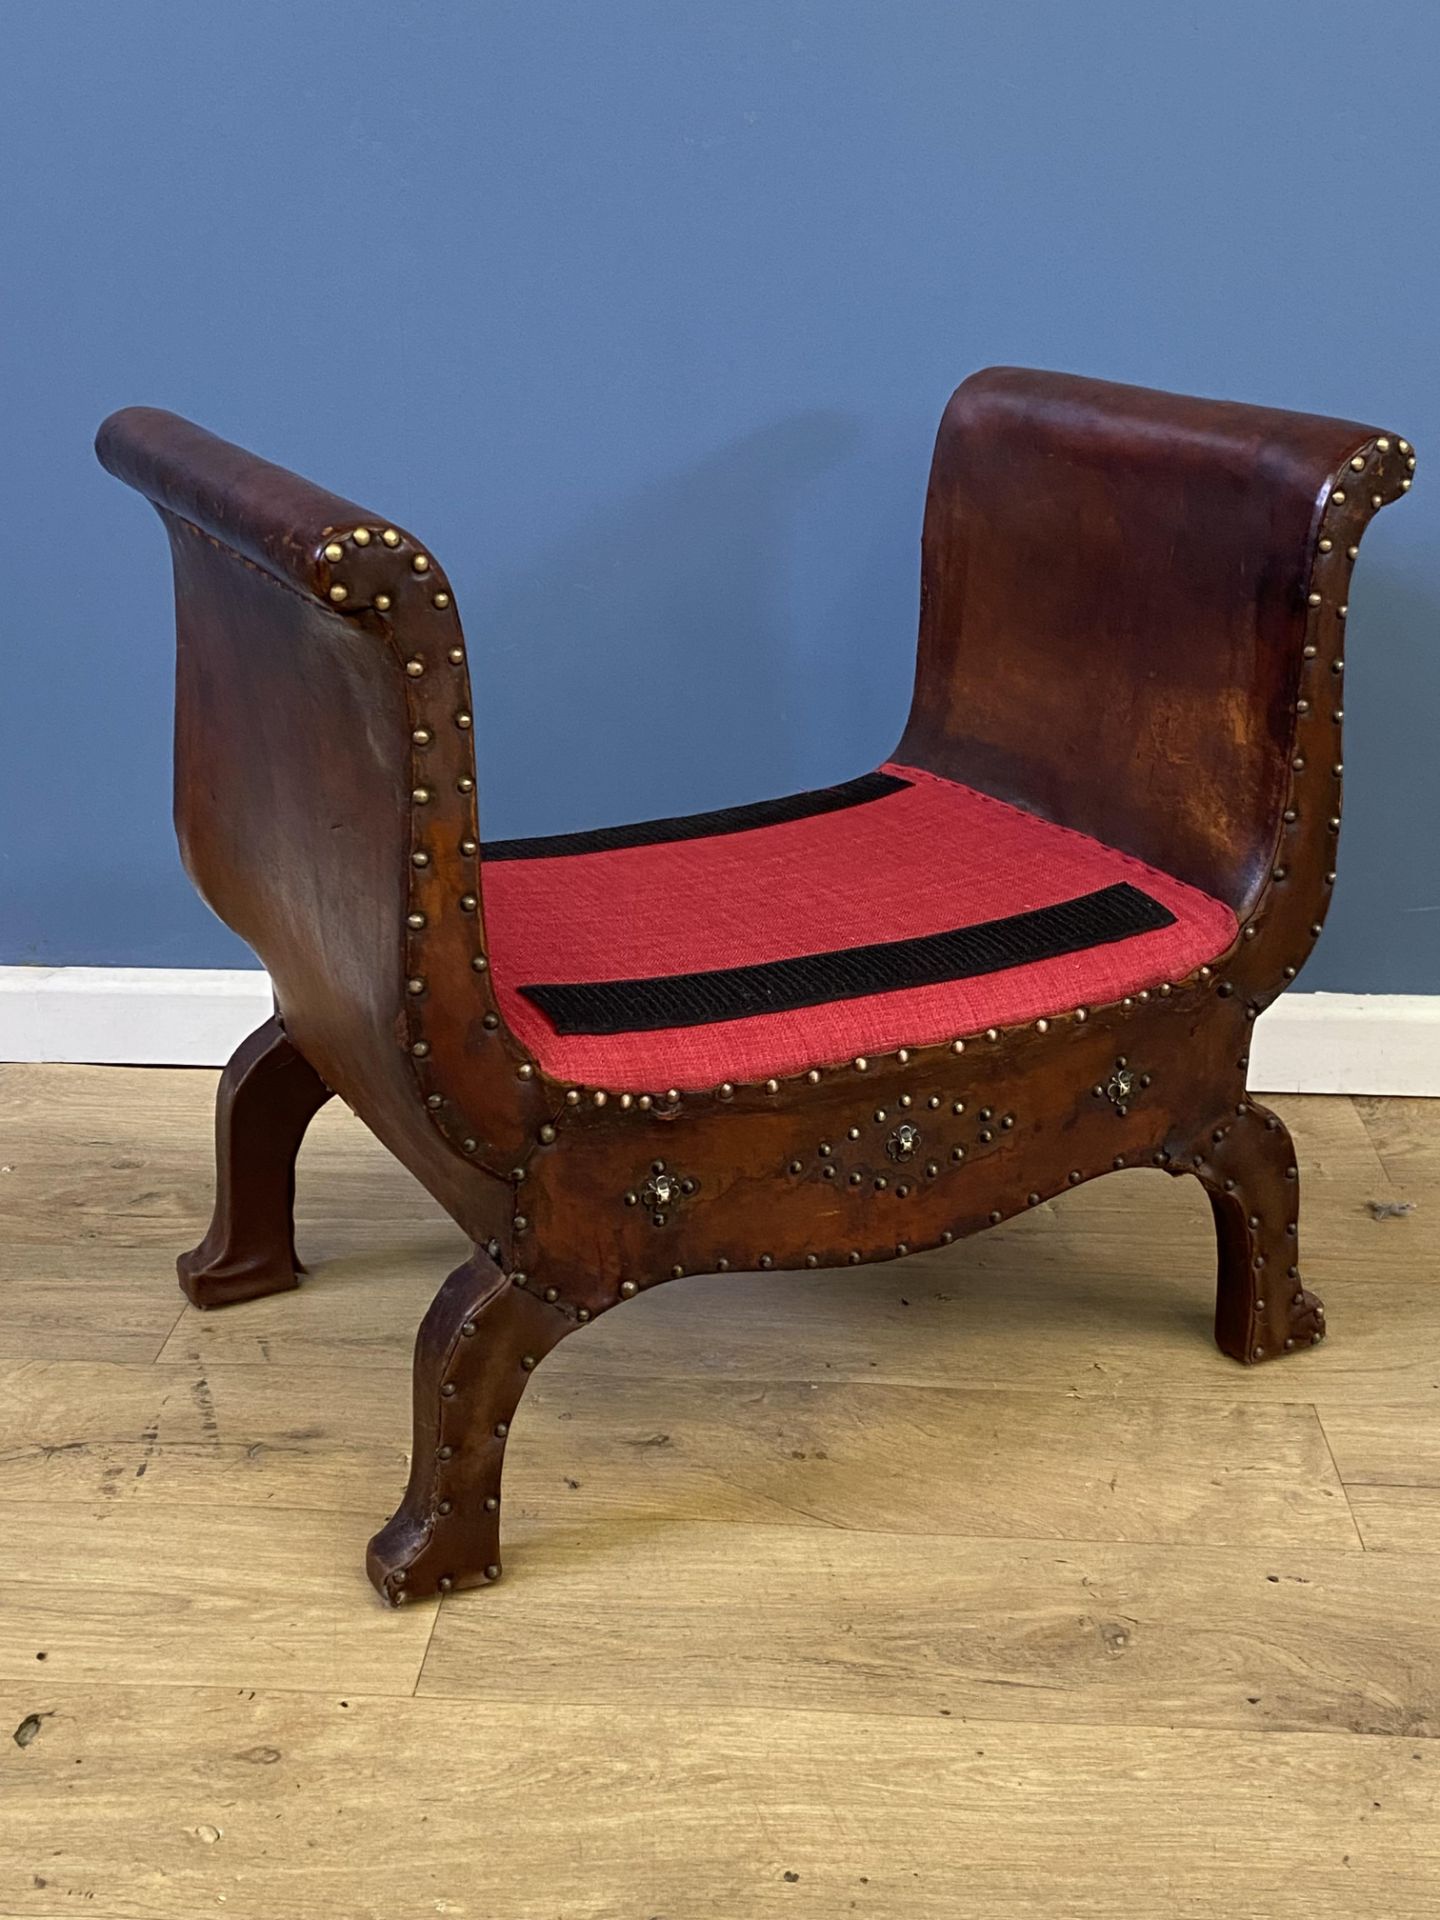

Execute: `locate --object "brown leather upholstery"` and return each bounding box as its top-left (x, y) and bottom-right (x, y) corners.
top-left (96, 369), bottom-right (1415, 1604)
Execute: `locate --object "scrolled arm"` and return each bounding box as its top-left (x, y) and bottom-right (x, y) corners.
top-left (96, 407), bottom-right (383, 603)
top-left (97, 408), bottom-right (551, 1206)
top-left (899, 366), bottom-right (1413, 997)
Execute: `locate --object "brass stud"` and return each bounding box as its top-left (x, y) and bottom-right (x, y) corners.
top-left (382, 528), bottom-right (401, 547)
top-left (329, 583), bottom-right (348, 603)
top-left (412, 787), bottom-right (431, 804)
top-left (411, 850), bottom-right (430, 867)
top-left (941, 1230), bottom-right (954, 1244)
top-left (1347, 545), bottom-right (1358, 559)
top-left (471, 954), bottom-right (488, 972)
top-left (848, 1250), bottom-right (861, 1264)
top-left (765, 1078), bottom-right (780, 1094)
top-left (854, 1056), bottom-right (869, 1072)
top-left (1295, 699), bottom-right (1309, 714)
top-left (440, 1382), bottom-right (456, 1397)
top-left (352, 527), bottom-right (372, 546)
top-left (460, 894), bottom-right (477, 912)
top-left (405, 658), bottom-right (425, 677)
top-left (671, 1264), bottom-right (684, 1278)
top-left (411, 1039), bottom-right (430, 1057)
top-left (620, 1279), bottom-right (638, 1297)
top-left (1035, 1018), bottom-right (1049, 1033)
top-left (455, 712), bottom-right (472, 729)
top-left (1399, 439), bottom-right (1411, 454)
top-left (985, 1028), bottom-right (999, 1042)
top-left (517, 1062), bottom-right (535, 1079)
top-left (375, 593), bottom-right (392, 612)
top-left (412, 727), bottom-right (432, 745)
top-left (805, 1254), bottom-right (818, 1268)
top-left (407, 911), bottom-right (426, 929)
top-left (576, 1308), bottom-right (591, 1322)
top-left (406, 977), bottom-right (425, 995)
top-left (1332, 488), bottom-right (1345, 503)
top-left (461, 838), bottom-right (478, 856)
top-left (760, 1254), bottom-right (774, 1269)
top-left (426, 1092), bottom-right (443, 1109)
top-left (324, 542), bottom-right (344, 562)
top-left (412, 554), bottom-right (430, 573)
top-left (519, 1354), bottom-right (536, 1371)
top-left (1372, 493), bottom-right (1383, 508)
top-left (1377, 437), bottom-right (1391, 452)
top-left (1303, 644), bottom-right (1317, 659)
top-left (1027, 1192), bottom-right (1040, 1206)
top-left (717, 1082), bottom-right (735, 1100)
top-left (951, 1039), bottom-right (965, 1054)
top-left (448, 645), bottom-right (463, 663)
top-left (1318, 537), bottom-right (1333, 553)
top-left (806, 1069), bottom-right (822, 1084)
top-left (1307, 592), bottom-right (1322, 607)
top-left (457, 776), bottom-right (475, 793)
top-left (988, 1209), bottom-right (1002, 1224)
top-left (484, 1564), bottom-right (501, 1581)
top-left (1349, 455), bottom-right (1366, 472)
top-left (592, 1089), bottom-right (608, 1107)
top-left (436, 595), bottom-right (453, 610)
top-left (538, 1123), bottom-right (556, 1143)
top-left (896, 1048), bottom-right (910, 1064)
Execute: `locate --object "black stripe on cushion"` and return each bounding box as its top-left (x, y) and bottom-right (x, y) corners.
top-left (519, 882), bottom-right (1177, 1035)
top-left (485, 771), bottom-right (911, 861)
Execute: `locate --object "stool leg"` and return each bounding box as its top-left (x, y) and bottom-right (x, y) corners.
top-left (177, 1015), bottom-right (332, 1309)
top-left (1191, 1100), bottom-right (1325, 1364)
top-left (367, 1250), bottom-right (575, 1605)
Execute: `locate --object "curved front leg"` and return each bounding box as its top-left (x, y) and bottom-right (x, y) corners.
top-left (367, 1250), bottom-right (576, 1604)
top-left (1186, 1099), bottom-right (1326, 1364)
top-left (177, 1015), bottom-right (332, 1308)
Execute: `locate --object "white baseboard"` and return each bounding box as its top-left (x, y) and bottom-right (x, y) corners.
top-left (0, 967), bottom-right (1436, 1097)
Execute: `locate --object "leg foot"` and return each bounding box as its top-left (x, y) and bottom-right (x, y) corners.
top-left (1190, 1099), bottom-right (1325, 1363)
top-left (177, 1015), bottom-right (332, 1309)
top-left (367, 1251), bottom-right (574, 1604)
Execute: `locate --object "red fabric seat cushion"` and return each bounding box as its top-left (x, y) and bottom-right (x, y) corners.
top-left (483, 761), bottom-right (1238, 1090)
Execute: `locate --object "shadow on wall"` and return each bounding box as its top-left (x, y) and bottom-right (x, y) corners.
top-left (470, 410), bottom-right (863, 840)
top-left (1315, 560), bottom-right (1440, 993)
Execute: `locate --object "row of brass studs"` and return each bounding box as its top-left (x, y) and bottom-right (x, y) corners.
top-left (1235, 434), bottom-right (1412, 1005)
top-left (318, 522), bottom-right (509, 1160)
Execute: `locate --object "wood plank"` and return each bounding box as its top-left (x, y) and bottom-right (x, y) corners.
top-left (1352, 1094), bottom-right (1440, 1202)
top-left (2, 1683), bottom-right (1436, 1920)
top-left (419, 1520), bottom-right (1440, 1739)
top-left (0, 1501), bottom-right (432, 1694)
top-left (1319, 1403), bottom-right (1440, 1554)
top-left (0, 1361), bottom-right (1357, 1550)
top-left (1342, 1484), bottom-right (1440, 1555)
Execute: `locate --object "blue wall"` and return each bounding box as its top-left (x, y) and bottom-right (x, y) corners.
top-left (2, 0), bottom-right (1435, 989)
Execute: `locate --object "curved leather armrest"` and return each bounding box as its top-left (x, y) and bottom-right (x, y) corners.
top-left (96, 407), bottom-right (380, 601)
top-left (900, 367), bottom-right (1411, 919)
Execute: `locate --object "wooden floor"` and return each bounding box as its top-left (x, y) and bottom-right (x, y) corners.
top-left (1, 1065), bottom-right (1436, 1918)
